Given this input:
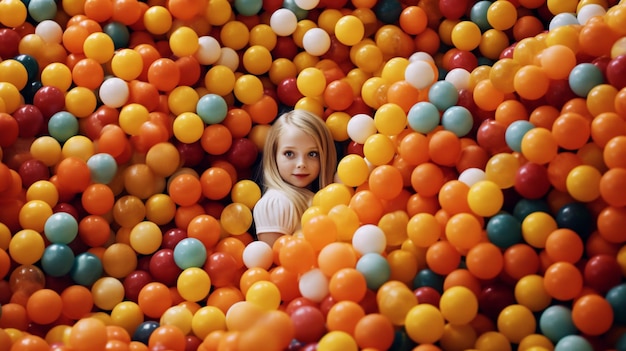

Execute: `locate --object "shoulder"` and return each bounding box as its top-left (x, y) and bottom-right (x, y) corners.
top-left (253, 189), bottom-right (299, 235)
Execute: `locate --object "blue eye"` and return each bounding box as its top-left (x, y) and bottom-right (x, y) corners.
top-left (284, 151), bottom-right (294, 157)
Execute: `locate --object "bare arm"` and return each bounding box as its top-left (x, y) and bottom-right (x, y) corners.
top-left (257, 232), bottom-right (283, 248)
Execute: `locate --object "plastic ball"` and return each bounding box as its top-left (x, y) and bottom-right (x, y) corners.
top-left (407, 101), bottom-right (440, 134)
top-left (497, 304), bottom-right (536, 344)
top-left (441, 105), bottom-right (473, 137)
top-left (428, 80), bottom-right (459, 111)
top-left (270, 8), bottom-right (298, 36)
top-left (10, 228), bottom-right (45, 266)
top-left (486, 213), bottom-right (522, 248)
top-left (538, 304), bottom-right (576, 343)
top-left (99, 77), bottom-right (129, 108)
top-left (554, 335), bottom-right (593, 351)
top-left (335, 15), bottom-right (364, 46)
top-left (346, 113), bottom-right (377, 144)
top-left (298, 268), bottom-right (329, 303)
top-left (70, 252), bottom-right (103, 286)
top-left (505, 120), bottom-right (535, 153)
top-left (404, 303), bottom-right (445, 344)
top-left (173, 237), bottom-right (207, 269)
top-left (467, 180), bottom-right (504, 217)
top-left (41, 243), bottom-right (75, 277)
top-left (242, 240), bottom-right (273, 270)
top-left (177, 267), bottom-right (211, 302)
top-left (451, 21), bottom-right (482, 51)
top-left (44, 211), bottom-right (78, 244)
top-left (565, 164), bottom-right (601, 202)
top-left (569, 63), bottom-right (604, 97)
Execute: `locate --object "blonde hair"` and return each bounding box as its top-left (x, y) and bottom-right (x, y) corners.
top-left (261, 109), bottom-right (337, 215)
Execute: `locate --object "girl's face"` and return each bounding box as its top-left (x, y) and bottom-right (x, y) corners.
top-left (275, 124), bottom-right (321, 188)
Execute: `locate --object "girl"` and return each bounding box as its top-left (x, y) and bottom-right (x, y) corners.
top-left (253, 109), bottom-right (337, 247)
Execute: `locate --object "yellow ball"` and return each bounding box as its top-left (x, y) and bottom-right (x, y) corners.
top-left (451, 21), bottom-right (482, 51)
top-left (170, 26), bottom-right (199, 57)
top-left (173, 112), bottom-right (204, 143)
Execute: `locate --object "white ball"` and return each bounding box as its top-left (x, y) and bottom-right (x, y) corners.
top-left (458, 168), bottom-right (487, 187)
top-left (352, 224), bottom-right (386, 255)
top-left (99, 77), bottom-right (129, 108)
top-left (347, 113), bottom-right (377, 144)
top-left (270, 8), bottom-right (298, 36)
top-left (295, 0), bottom-right (319, 10)
top-left (242, 241), bottom-right (273, 270)
top-left (549, 13), bottom-right (579, 31)
top-left (216, 47), bottom-right (239, 72)
top-left (405, 60), bottom-right (436, 90)
top-left (302, 27), bottom-right (331, 56)
top-left (35, 20), bottom-right (63, 44)
top-left (408, 51), bottom-right (434, 63)
top-left (445, 68), bottom-right (471, 91)
top-left (195, 36), bottom-right (221, 65)
top-left (298, 268), bottom-right (329, 302)
top-left (577, 4), bottom-right (606, 25)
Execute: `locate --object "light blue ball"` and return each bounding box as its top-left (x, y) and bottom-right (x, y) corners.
top-left (173, 238), bottom-right (207, 269)
top-left (234, 0), bottom-right (263, 16)
top-left (441, 105), bottom-right (473, 137)
top-left (356, 253), bottom-right (391, 290)
top-left (470, 1), bottom-right (492, 32)
top-left (428, 80), bottom-right (459, 111)
top-left (196, 93), bottom-right (228, 124)
top-left (41, 243), bottom-right (75, 277)
top-left (44, 212), bottom-right (79, 244)
top-left (87, 153), bottom-right (118, 184)
top-left (407, 101), bottom-right (440, 134)
top-left (554, 335), bottom-right (594, 351)
top-left (569, 63), bottom-right (604, 97)
top-left (48, 111), bottom-right (78, 143)
top-left (539, 305), bottom-right (577, 343)
top-left (28, 0), bottom-right (57, 22)
top-left (70, 252), bottom-right (103, 286)
top-left (505, 120), bottom-right (535, 152)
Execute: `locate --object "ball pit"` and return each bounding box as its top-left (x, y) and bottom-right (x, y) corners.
top-left (0, 0), bottom-right (626, 350)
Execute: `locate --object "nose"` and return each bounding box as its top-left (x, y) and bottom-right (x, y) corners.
top-left (296, 156), bottom-right (306, 168)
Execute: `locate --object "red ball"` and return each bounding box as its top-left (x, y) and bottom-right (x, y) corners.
top-left (290, 306), bottom-right (327, 343)
top-left (33, 86), bottom-right (65, 119)
top-left (439, 0), bottom-right (468, 19)
top-left (176, 141), bottom-right (204, 167)
top-left (162, 228), bottom-right (187, 250)
top-left (413, 286), bottom-right (441, 307)
top-left (0, 28), bottom-right (20, 58)
top-left (514, 162), bottom-right (551, 199)
top-left (149, 249), bottom-right (182, 286)
top-left (276, 77), bottom-right (303, 107)
top-left (606, 55), bottom-right (626, 90)
top-left (583, 254), bottom-right (622, 294)
top-left (122, 270), bottom-right (153, 302)
top-left (272, 36), bottom-right (298, 60)
top-left (226, 138), bottom-right (259, 170)
top-left (18, 159), bottom-right (50, 188)
top-left (13, 104), bottom-right (44, 138)
top-left (203, 252), bottom-right (239, 288)
top-left (476, 118), bottom-right (510, 155)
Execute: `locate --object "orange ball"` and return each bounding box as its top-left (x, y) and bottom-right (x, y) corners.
top-left (572, 294), bottom-right (614, 336)
top-left (465, 242), bottom-right (503, 280)
top-left (544, 228), bottom-right (584, 264)
top-left (428, 130), bottom-right (462, 167)
top-left (543, 261), bottom-right (583, 301)
top-left (551, 112), bottom-right (591, 151)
